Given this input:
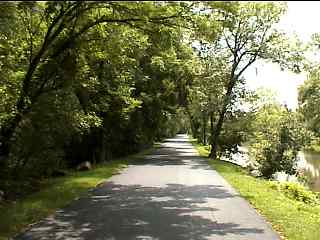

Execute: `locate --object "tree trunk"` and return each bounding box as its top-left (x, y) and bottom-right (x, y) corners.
top-left (185, 105), bottom-right (196, 137)
top-left (99, 130), bottom-right (108, 163)
top-left (209, 76), bottom-right (236, 159)
top-left (209, 109), bottom-right (226, 159)
top-left (210, 111), bottom-right (214, 140)
top-left (0, 114), bottom-right (22, 155)
top-left (202, 112), bottom-right (207, 145)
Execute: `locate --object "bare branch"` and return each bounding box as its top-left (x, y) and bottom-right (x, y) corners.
top-left (223, 31), bottom-right (233, 52)
top-left (236, 27), bottom-right (269, 78)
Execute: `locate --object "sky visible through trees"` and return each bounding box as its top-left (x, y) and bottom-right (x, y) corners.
top-left (245, 1), bottom-right (320, 110)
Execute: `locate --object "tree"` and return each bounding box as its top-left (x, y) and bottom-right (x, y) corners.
top-left (298, 66), bottom-right (320, 136)
top-left (0, 1), bottom-right (196, 156)
top-left (200, 2), bottom-right (303, 159)
top-left (187, 53), bottom-right (227, 145)
top-left (0, 1), bottom-right (207, 182)
top-left (248, 103), bottom-right (305, 178)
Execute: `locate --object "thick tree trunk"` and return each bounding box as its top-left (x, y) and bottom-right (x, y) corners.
top-left (209, 109), bottom-right (226, 159)
top-left (209, 76), bottom-right (236, 159)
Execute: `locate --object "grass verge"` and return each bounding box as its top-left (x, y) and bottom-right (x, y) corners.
top-left (190, 138), bottom-right (320, 240)
top-left (0, 146), bottom-right (156, 240)
top-left (304, 143), bottom-right (320, 153)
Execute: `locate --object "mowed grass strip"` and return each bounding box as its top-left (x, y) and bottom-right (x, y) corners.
top-left (191, 139), bottom-right (320, 240)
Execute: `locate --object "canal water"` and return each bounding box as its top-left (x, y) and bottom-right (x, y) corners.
top-left (225, 147), bottom-right (320, 192)
top-left (297, 151), bottom-right (320, 192)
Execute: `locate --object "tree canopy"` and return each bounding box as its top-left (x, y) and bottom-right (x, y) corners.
top-left (0, 1), bottom-right (310, 195)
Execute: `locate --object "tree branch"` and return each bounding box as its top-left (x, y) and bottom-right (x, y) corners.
top-left (236, 28), bottom-right (269, 78)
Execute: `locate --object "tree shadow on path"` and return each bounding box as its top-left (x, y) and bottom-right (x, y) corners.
top-left (17, 183), bottom-right (265, 240)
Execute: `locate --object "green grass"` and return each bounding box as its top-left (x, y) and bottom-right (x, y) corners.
top-left (304, 143), bottom-right (320, 153)
top-left (0, 147), bottom-right (156, 240)
top-left (190, 138), bottom-right (320, 240)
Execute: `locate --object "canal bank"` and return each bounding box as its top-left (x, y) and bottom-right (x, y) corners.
top-left (192, 140), bottom-right (320, 240)
top-left (223, 147), bottom-right (320, 192)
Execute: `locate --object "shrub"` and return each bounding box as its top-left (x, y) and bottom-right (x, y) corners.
top-left (248, 104), bottom-right (304, 178)
top-left (270, 181), bottom-right (319, 205)
top-left (281, 182), bottom-right (320, 205)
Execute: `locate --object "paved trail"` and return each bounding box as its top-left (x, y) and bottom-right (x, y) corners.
top-left (17, 134), bottom-right (279, 240)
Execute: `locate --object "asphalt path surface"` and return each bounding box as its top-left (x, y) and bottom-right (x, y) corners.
top-left (16, 134), bottom-right (279, 240)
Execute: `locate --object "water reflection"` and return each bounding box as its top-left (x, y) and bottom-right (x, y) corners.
top-left (220, 146), bottom-right (250, 167)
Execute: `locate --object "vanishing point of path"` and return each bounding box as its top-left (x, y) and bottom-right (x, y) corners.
top-left (16, 134), bottom-right (280, 240)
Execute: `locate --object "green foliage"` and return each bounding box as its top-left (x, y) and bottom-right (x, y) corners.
top-left (0, 146), bottom-right (156, 239)
top-left (9, 89), bottom-right (102, 178)
top-left (269, 181), bottom-right (320, 205)
top-left (0, 163), bottom-right (122, 238)
top-left (0, 5), bottom-right (313, 234)
top-left (216, 111), bottom-right (253, 157)
top-left (298, 66), bottom-right (320, 152)
top-left (248, 104), bottom-right (305, 178)
top-left (187, 1), bottom-right (305, 159)
top-left (0, 1), bottom-right (205, 186)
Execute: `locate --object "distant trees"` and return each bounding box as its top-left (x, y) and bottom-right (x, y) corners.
top-left (296, 32), bottom-right (320, 152)
top-left (298, 67), bottom-right (320, 147)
